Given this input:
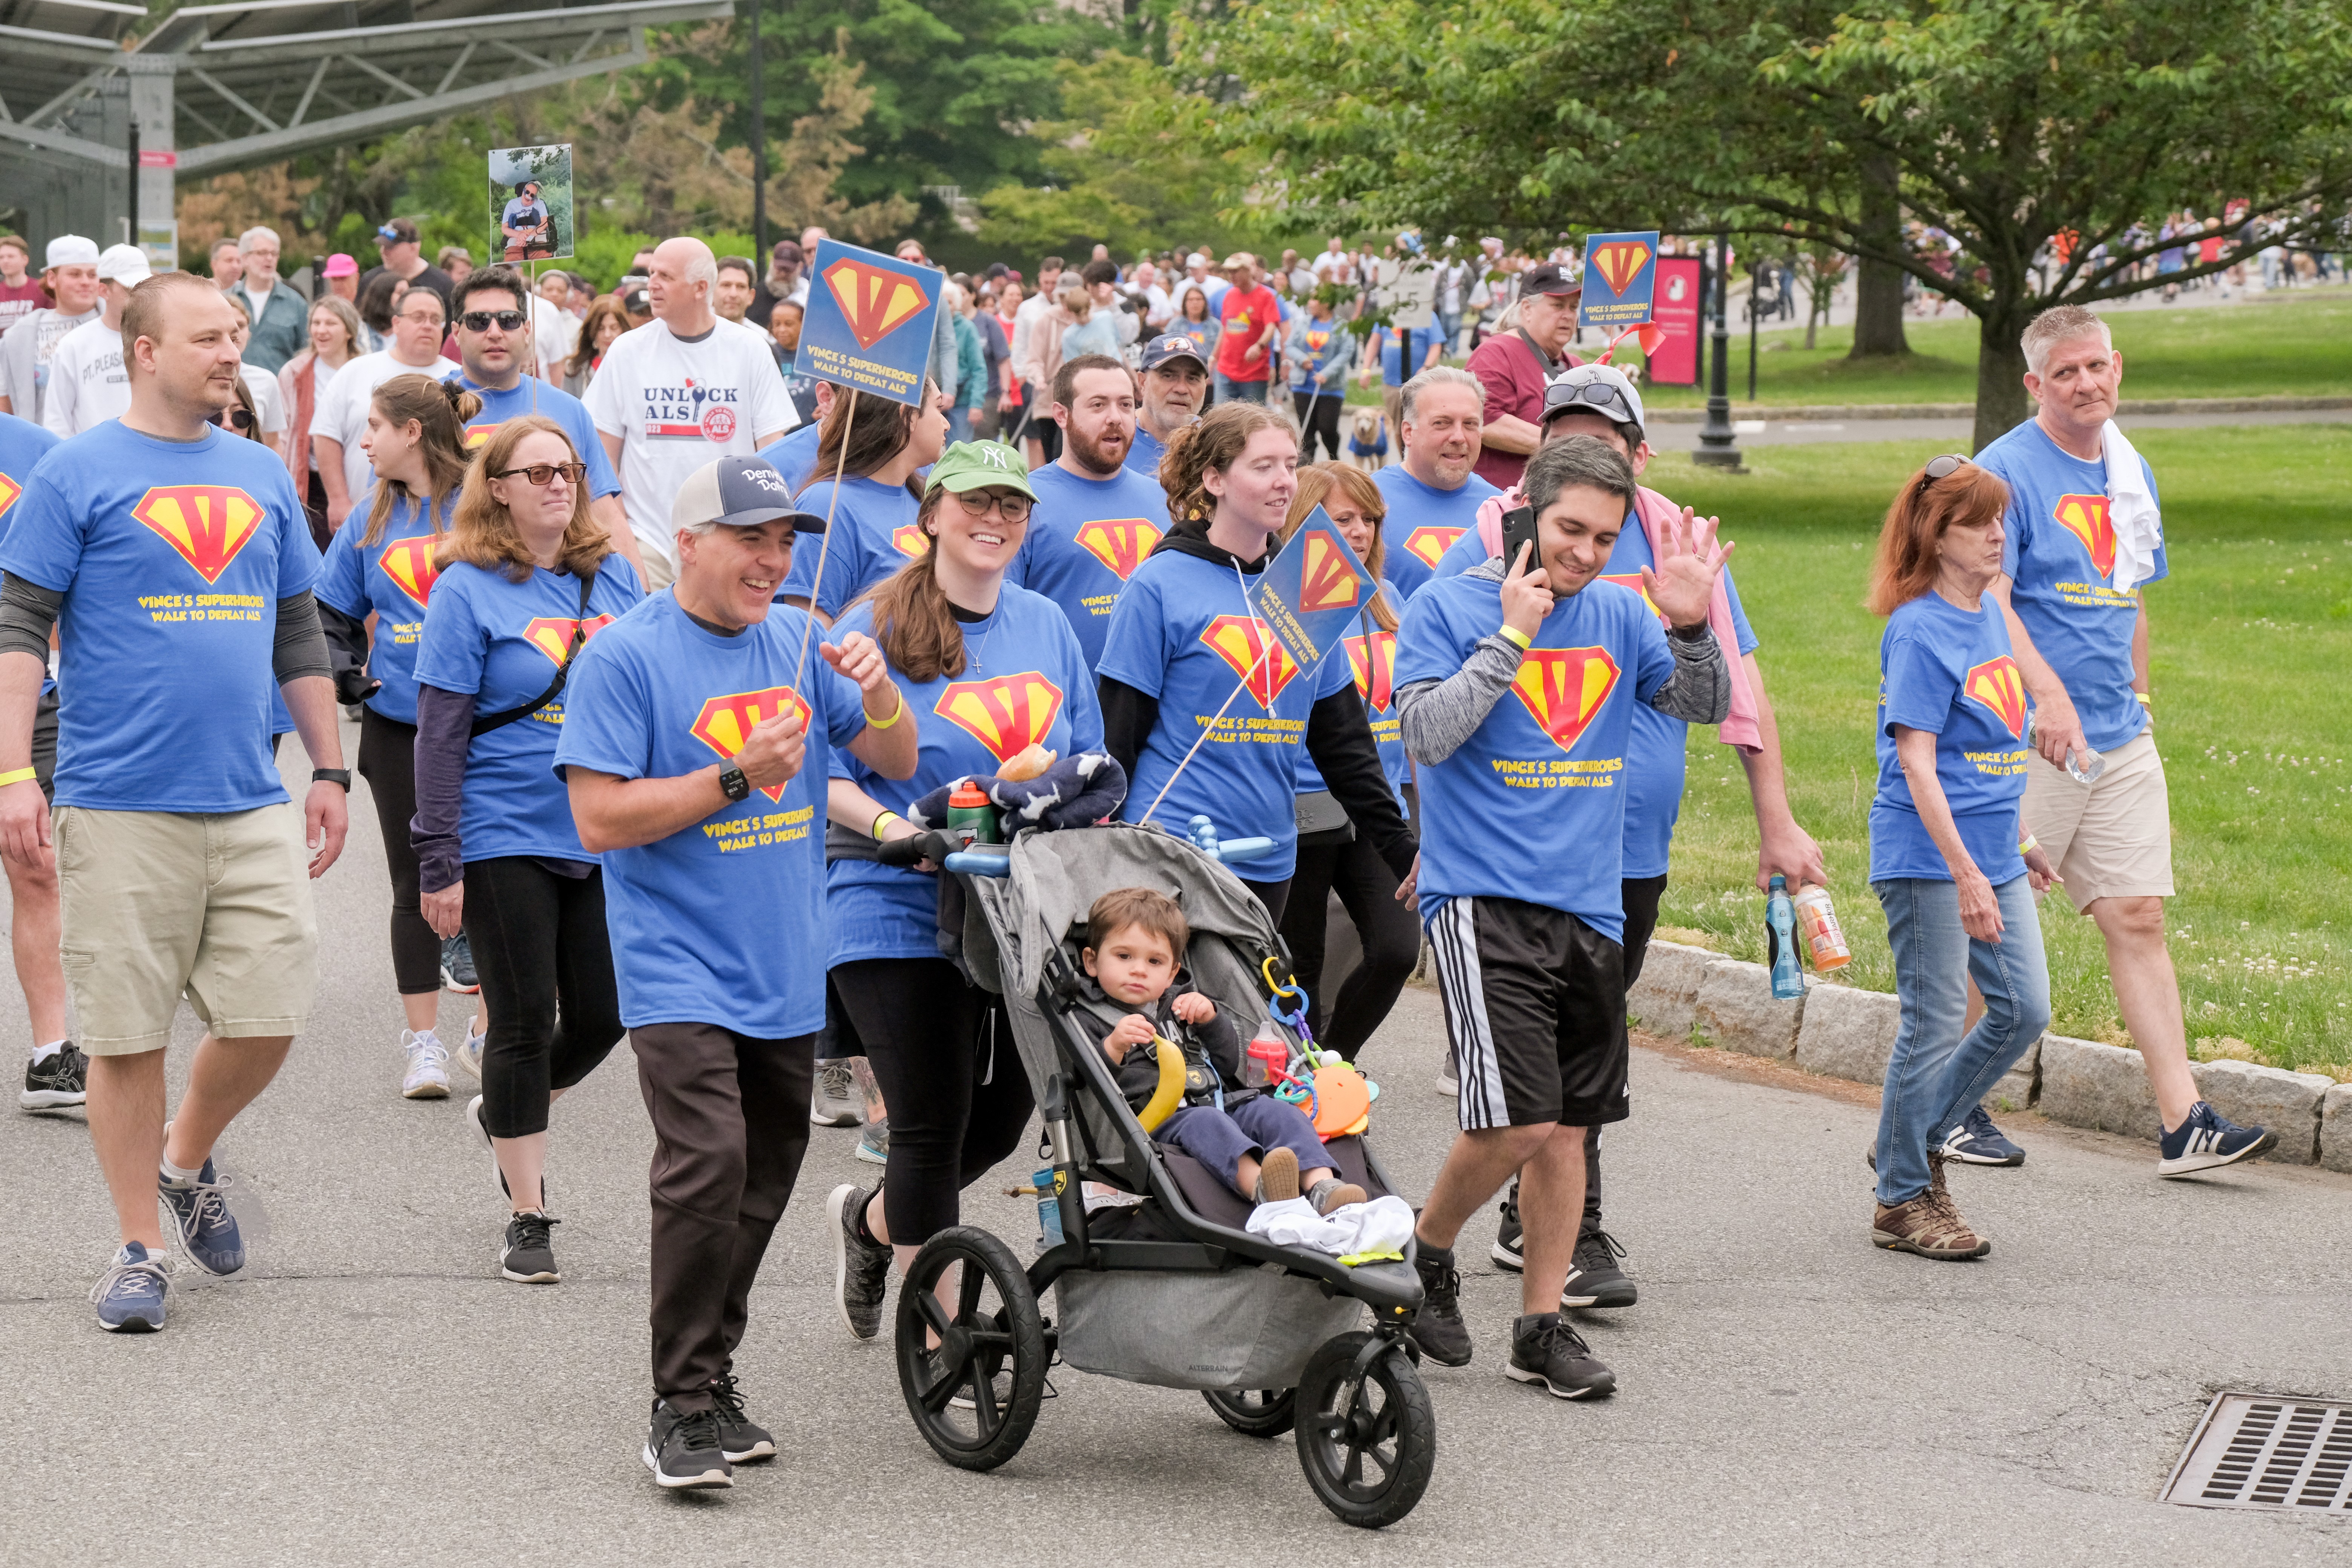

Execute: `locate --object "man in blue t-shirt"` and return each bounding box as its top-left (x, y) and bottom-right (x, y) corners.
top-left (1126, 333), bottom-right (1207, 481)
top-left (450, 266), bottom-right (642, 583)
top-left (1974, 306), bottom-right (2259, 1177)
top-left (1390, 436), bottom-right (1730, 1398)
top-left (558, 455), bottom-right (915, 1488)
top-left (1013, 354), bottom-right (1171, 666)
top-left (1375, 366), bottom-right (1501, 601)
top-left (0, 275), bottom-right (350, 1334)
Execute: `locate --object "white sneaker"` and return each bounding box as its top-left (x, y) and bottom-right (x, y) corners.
top-left (452, 1020), bottom-right (487, 1083)
top-left (809, 1058), bottom-right (862, 1126)
top-left (401, 1029), bottom-right (451, 1099)
top-left (1437, 1058), bottom-right (1459, 1097)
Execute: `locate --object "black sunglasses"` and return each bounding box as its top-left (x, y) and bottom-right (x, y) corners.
top-left (1546, 380), bottom-right (1632, 420)
top-left (1915, 453), bottom-right (1970, 493)
top-left (461, 310), bottom-right (527, 332)
top-left (213, 406), bottom-right (255, 431)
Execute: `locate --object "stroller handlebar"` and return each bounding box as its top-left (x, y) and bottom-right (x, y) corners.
top-left (943, 831), bottom-right (1279, 878)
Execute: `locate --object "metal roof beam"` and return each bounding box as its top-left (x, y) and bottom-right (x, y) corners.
top-left (0, 117), bottom-right (126, 167)
top-left (187, 65), bottom-right (281, 132)
top-left (144, 0), bottom-right (727, 63)
top-left (286, 53), bottom-right (331, 127)
top-left (343, 52), bottom-right (428, 101)
top-left (431, 41), bottom-right (474, 95)
top-left (21, 64), bottom-right (118, 130)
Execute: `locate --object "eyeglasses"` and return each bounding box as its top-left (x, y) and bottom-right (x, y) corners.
top-left (1915, 453), bottom-right (1970, 493)
top-left (952, 490), bottom-right (1033, 522)
top-left (490, 461), bottom-right (587, 486)
top-left (397, 311), bottom-right (445, 328)
top-left (213, 406), bottom-right (255, 431)
top-left (461, 310), bottom-right (527, 332)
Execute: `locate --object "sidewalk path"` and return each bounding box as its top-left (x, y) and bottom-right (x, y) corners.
top-left (3, 735), bottom-right (2346, 1564)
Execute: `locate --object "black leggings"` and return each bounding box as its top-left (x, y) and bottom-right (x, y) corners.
top-left (1292, 392), bottom-right (1343, 462)
top-left (1279, 833), bottom-right (1421, 1060)
top-left (1241, 876), bottom-right (1291, 929)
top-left (355, 707), bottom-right (442, 994)
top-left (831, 957), bottom-right (1033, 1246)
top-left (463, 856), bottom-right (625, 1138)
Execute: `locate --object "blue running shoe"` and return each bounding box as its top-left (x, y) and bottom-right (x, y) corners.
top-left (1939, 1104), bottom-right (2026, 1167)
top-left (2158, 1101), bottom-right (2276, 1178)
top-left (90, 1242), bottom-right (172, 1332)
top-left (158, 1156), bottom-right (245, 1276)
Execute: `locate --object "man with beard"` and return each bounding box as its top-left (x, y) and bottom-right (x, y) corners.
top-left (1125, 334), bottom-right (1209, 481)
top-left (1009, 354), bottom-right (1168, 666)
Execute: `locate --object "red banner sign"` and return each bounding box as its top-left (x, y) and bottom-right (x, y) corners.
top-left (1647, 257), bottom-right (1703, 386)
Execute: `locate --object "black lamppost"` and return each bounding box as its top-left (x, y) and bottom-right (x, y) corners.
top-left (1694, 230), bottom-right (1742, 468)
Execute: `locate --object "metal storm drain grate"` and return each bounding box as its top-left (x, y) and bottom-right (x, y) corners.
top-left (2162, 1393), bottom-right (2352, 1511)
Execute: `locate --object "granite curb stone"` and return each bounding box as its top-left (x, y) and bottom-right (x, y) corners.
top-left (2322, 1084), bottom-right (2352, 1174)
top-left (1626, 940), bottom-right (1714, 1041)
top-left (1694, 959), bottom-right (1803, 1060)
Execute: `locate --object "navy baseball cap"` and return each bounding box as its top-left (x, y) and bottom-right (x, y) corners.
top-left (1140, 334), bottom-right (1209, 373)
top-left (672, 456), bottom-right (828, 534)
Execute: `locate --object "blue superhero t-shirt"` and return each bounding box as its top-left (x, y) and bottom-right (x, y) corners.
top-left (555, 592), bottom-right (865, 1036)
top-left (459, 378), bottom-right (622, 500)
top-left (412, 553), bottom-right (642, 863)
top-left (0, 422), bottom-right (316, 811)
top-left (756, 422), bottom-right (822, 492)
top-left (1395, 569), bottom-right (1674, 940)
top-left (0, 413), bottom-right (61, 695)
top-left (1974, 419), bottom-right (2162, 753)
top-left (1123, 424), bottom-right (1167, 481)
top-left (1868, 590), bottom-right (2030, 885)
top-left (1375, 463), bottom-right (1499, 603)
top-left (827, 586), bottom-right (1101, 965)
top-left (315, 491), bottom-right (452, 724)
top-left (1098, 547), bottom-right (1352, 882)
top-left (779, 474), bottom-right (921, 619)
top-left (1008, 461), bottom-right (1168, 668)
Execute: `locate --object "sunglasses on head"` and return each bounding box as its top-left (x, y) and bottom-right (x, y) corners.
top-left (490, 461), bottom-right (587, 487)
top-left (1548, 380), bottom-right (1631, 418)
top-left (1915, 453), bottom-right (1970, 493)
top-left (461, 310), bottom-right (527, 332)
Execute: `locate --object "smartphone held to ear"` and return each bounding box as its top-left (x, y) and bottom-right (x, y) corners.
top-left (1500, 503), bottom-right (1541, 577)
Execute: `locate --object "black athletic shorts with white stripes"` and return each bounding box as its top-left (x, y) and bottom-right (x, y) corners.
top-left (1424, 894), bottom-right (1629, 1132)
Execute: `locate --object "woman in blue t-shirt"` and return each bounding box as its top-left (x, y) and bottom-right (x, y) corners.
top-left (1169, 283), bottom-right (1222, 371)
top-left (1865, 456), bottom-right (2057, 1263)
top-left (1273, 464), bottom-right (1419, 1062)
top-left (1096, 402), bottom-right (1415, 930)
top-left (780, 378), bottom-right (946, 625)
top-left (413, 414), bottom-right (643, 1286)
top-left (317, 374), bottom-right (488, 1100)
top-left (819, 443), bottom-right (1102, 1335)
top-left (1284, 297), bottom-right (1353, 463)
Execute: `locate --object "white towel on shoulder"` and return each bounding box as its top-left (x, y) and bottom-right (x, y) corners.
top-left (2102, 419), bottom-right (2163, 594)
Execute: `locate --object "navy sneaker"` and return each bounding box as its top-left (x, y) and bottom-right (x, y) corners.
top-left (1939, 1104), bottom-right (2026, 1167)
top-left (441, 933), bottom-right (481, 994)
top-left (2158, 1101), bottom-right (2277, 1178)
top-left (21, 1043), bottom-right (87, 1110)
top-left (90, 1242), bottom-right (172, 1332)
top-left (158, 1153), bottom-right (245, 1276)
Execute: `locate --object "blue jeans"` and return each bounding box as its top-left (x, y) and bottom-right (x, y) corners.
top-left (1872, 875), bottom-right (2051, 1205)
top-left (1436, 309), bottom-right (1462, 357)
top-left (1218, 375), bottom-right (1269, 404)
top-left (945, 406), bottom-right (974, 444)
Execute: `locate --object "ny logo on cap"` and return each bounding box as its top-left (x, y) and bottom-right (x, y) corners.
top-left (974, 445), bottom-right (1012, 470)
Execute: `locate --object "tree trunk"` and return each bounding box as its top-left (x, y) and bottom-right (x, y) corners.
top-left (1849, 154), bottom-right (1909, 359)
top-left (1971, 306), bottom-right (2033, 454)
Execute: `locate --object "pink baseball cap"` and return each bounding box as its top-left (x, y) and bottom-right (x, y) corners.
top-left (323, 253), bottom-right (358, 278)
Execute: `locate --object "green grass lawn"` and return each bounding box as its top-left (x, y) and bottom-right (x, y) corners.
top-left (1645, 425), bottom-right (2352, 1076)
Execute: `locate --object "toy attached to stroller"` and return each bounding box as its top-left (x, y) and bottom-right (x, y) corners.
top-left (900, 819), bottom-right (1435, 1528)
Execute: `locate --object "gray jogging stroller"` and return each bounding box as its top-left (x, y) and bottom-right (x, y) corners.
top-left (897, 821), bottom-right (1434, 1529)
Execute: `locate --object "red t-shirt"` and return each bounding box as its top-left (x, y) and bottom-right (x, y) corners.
top-left (0, 280), bottom-right (48, 345)
top-left (1467, 329), bottom-right (1579, 490)
top-left (1216, 285), bottom-right (1281, 383)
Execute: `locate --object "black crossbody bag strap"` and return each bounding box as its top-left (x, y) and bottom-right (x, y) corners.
top-left (469, 570), bottom-right (595, 737)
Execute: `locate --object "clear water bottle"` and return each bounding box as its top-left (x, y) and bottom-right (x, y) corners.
top-left (2024, 708), bottom-right (2104, 784)
top-left (1765, 874), bottom-right (1804, 1000)
top-left (1242, 1020), bottom-right (1288, 1089)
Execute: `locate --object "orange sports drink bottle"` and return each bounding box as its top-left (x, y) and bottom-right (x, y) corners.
top-left (1791, 884), bottom-right (1851, 972)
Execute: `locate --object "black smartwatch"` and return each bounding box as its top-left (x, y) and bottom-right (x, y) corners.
top-left (312, 768), bottom-right (352, 790)
top-left (718, 763), bottom-right (751, 802)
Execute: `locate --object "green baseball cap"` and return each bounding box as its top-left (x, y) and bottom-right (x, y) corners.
top-left (924, 440), bottom-right (1038, 500)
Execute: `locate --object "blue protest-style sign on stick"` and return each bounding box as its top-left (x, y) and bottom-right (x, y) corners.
top-left (1578, 231), bottom-right (1661, 329)
top-left (793, 239), bottom-right (944, 407)
top-left (1248, 505), bottom-right (1376, 670)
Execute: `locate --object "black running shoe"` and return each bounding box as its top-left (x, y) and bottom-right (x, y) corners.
top-left (1490, 1184), bottom-right (1524, 1272)
top-left (1507, 1311), bottom-right (1617, 1399)
top-left (828, 1183), bottom-right (890, 1340)
top-left (441, 933), bottom-right (481, 994)
top-left (500, 1210), bottom-right (560, 1283)
top-left (1561, 1228), bottom-right (1637, 1309)
top-left (21, 1043), bottom-right (86, 1110)
top-left (1405, 1239), bottom-right (1473, 1367)
top-left (709, 1374), bottom-right (775, 1462)
top-left (642, 1400), bottom-right (731, 1490)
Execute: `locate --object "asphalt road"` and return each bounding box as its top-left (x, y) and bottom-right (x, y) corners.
top-left (5, 726), bottom-right (2349, 1565)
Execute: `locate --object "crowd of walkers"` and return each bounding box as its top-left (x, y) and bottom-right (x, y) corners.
top-left (0, 222), bottom-right (2278, 1491)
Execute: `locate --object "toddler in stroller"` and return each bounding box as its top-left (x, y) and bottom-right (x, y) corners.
top-left (1078, 888), bottom-right (1365, 1214)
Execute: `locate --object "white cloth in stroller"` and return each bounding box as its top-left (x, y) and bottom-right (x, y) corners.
top-left (1245, 1194), bottom-right (1416, 1263)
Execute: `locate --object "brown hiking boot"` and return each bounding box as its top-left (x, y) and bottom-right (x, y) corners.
top-left (1871, 1172), bottom-right (1990, 1260)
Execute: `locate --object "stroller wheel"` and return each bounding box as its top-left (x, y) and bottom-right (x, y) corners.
top-left (894, 1226), bottom-right (1047, 1472)
top-left (1202, 1387), bottom-right (1296, 1438)
top-left (1294, 1331), bottom-right (1436, 1528)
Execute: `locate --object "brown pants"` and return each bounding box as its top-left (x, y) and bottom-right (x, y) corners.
top-left (631, 1021), bottom-right (815, 1410)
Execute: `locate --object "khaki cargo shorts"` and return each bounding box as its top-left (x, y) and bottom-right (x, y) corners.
top-left (2022, 727), bottom-right (2174, 912)
top-left (54, 804), bottom-right (320, 1056)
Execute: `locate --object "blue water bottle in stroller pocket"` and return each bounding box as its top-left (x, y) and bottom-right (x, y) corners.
top-left (1034, 1167), bottom-right (1065, 1247)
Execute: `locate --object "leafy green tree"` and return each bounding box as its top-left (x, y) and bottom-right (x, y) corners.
top-left (1182, 0), bottom-right (2352, 447)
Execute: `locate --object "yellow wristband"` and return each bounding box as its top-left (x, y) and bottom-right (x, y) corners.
top-left (871, 810), bottom-right (903, 841)
top-left (0, 767), bottom-right (34, 787)
top-left (2135, 692), bottom-right (2150, 706)
top-left (864, 690), bottom-right (905, 729)
top-left (2018, 833), bottom-right (2039, 854)
top-left (1497, 624), bottom-right (1533, 651)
